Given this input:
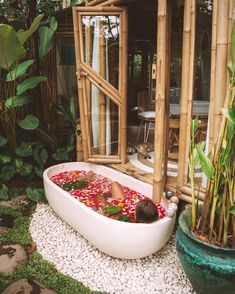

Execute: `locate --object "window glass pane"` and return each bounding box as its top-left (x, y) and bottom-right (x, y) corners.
top-left (194, 1), bottom-right (212, 104)
top-left (88, 82), bottom-right (119, 156)
top-left (170, 2), bottom-right (184, 104)
top-left (82, 15), bottom-right (120, 90)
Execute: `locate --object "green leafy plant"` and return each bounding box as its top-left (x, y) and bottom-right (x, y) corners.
top-left (104, 206), bottom-right (123, 215)
top-left (0, 204), bottom-right (100, 294)
top-left (51, 96), bottom-right (78, 162)
top-left (0, 15), bottom-right (57, 186)
top-left (62, 180), bottom-right (88, 191)
top-left (26, 187), bottom-right (45, 203)
top-left (0, 184), bottom-right (10, 200)
top-left (190, 23), bottom-right (235, 248)
top-left (117, 215), bottom-right (131, 222)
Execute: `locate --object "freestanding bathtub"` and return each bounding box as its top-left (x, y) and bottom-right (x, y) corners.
top-left (43, 162), bottom-right (175, 259)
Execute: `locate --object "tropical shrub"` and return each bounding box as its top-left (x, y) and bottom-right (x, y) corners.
top-left (189, 24), bottom-right (235, 248)
top-left (0, 15), bottom-right (57, 201)
top-left (51, 96), bottom-right (78, 162)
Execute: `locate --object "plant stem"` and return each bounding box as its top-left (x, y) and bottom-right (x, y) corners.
top-left (190, 164), bottom-right (196, 230)
top-left (209, 195), bottom-right (218, 241)
top-left (223, 203), bottom-right (228, 246)
top-left (232, 216), bottom-right (235, 248)
top-left (217, 203), bottom-right (224, 243)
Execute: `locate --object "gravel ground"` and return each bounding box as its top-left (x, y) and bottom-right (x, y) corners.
top-left (30, 204), bottom-right (195, 294)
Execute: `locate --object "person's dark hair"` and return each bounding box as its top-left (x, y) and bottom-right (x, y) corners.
top-left (135, 199), bottom-right (159, 223)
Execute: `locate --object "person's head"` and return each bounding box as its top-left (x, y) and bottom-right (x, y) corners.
top-left (135, 199), bottom-right (159, 223)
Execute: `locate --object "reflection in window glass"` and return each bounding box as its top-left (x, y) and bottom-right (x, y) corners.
top-left (82, 15), bottom-right (120, 89)
top-left (170, 2), bottom-right (184, 104)
top-left (88, 83), bottom-right (119, 156)
top-left (194, 1), bottom-right (212, 102)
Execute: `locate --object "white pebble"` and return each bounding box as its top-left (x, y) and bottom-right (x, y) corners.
top-left (30, 204), bottom-right (195, 294)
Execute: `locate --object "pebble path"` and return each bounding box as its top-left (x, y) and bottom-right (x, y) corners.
top-left (30, 204), bottom-right (195, 294)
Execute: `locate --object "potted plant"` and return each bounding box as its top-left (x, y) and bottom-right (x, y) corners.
top-left (175, 25), bottom-right (235, 293)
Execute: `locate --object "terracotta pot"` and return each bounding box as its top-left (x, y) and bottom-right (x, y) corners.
top-left (176, 209), bottom-right (235, 294)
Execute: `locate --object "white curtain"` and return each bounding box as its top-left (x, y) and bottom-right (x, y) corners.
top-left (91, 17), bottom-right (111, 155)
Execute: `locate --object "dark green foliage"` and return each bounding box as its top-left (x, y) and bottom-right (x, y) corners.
top-left (0, 184), bottom-right (10, 200)
top-left (63, 180), bottom-right (88, 191)
top-left (0, 205), bottom-right (32, 247)
top-left (0, 16), bottom-right (58, 185)
top-left (117, 215), bottom-right (131, 222)
top-left (104, 206), bottom-right (123, 215)
top-left (0, 252), bottom-right (103, 294)
top-left (0, 204), bottom-right (104, 294)
top-left (26, 187), bottom-right (45, 203)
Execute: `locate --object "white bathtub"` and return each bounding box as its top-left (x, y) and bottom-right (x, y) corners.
top-left (43, 162), bottom-right (175, 259)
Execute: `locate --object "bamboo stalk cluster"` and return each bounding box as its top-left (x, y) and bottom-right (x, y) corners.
top-left (189, 25), bottom-right (235, 247)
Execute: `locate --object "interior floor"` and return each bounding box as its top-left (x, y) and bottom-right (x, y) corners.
top-left (108, 123), bottom-right (204, 193)
top-left (108, 124), bottom-right (178, 192)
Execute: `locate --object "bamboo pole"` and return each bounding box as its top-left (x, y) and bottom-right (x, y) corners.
top-left (120, 8), bottom-right (128, 163)
top-left (179, 193), bottom-right (204, 206)
top-left (84, 15), bottom-right (92, 153)
top-left (227, 0), bottom-right (233, 64)
top-left (177, 0), bottom-right (195, 192)
top-left (87, 0), bottom-right (105, 6)
top-left (99, 21), bottom-right (106, 155)
top-left (78, 14), bottom-right (92, 157)
top-left (91, 154), bottom-right (120, 159)
top-left (98, 0), bottom-right (126, 6)
top-left (84, 74), bottom-right (121, 105)
top-left (85, 16), bottom-right (91, 117)
top-left (153, 0), bottom-right (167, 203)
top-left (88, 158), bottom-right (122, 163)
top-left (118, 14), bottom-right (122, 160)
top-left (76, 120), bottom-right (84, 161)
top-left (208, 0), bottom-right (217, 148)
top-left (81, 72), bottom-right (92, 156)
top-left (181, 186), bottom-right (205, 201)
top-left (212, 0), bottom-right (229, 144)
top-left (183, 0), bottom-right (196, 179)
top-left (81, 63), bottom-right (122, 104)
top-left (164, 0), bottom-right (171, 177)
top-left (72, 7), bottom-right (89, 161)
top-left (74, 7), bottom-right (123, 12)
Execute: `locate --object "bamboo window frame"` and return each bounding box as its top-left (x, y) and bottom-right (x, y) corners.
top-left (72, 6), bottom-right (127, 163)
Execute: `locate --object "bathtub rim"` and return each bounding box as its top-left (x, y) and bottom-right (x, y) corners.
top-left (43, 162), bottom-right (174, 228)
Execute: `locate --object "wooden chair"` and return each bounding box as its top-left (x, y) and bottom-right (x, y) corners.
top-left (168, 117), bottom-right (208, 160)
top-left (168, 117), bottom-right (180, 159)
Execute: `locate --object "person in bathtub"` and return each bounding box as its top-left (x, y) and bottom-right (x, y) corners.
top-left (94, 181), bottom-right (159, 223)
top-left (135, 199), bottom-right (159, 223)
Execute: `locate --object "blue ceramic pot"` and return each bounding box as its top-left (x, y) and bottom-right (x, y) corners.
top-left (176, 209), bottom-right (235, 294)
